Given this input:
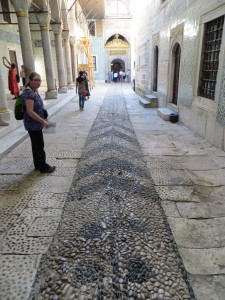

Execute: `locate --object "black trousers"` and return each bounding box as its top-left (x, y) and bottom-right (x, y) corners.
top-left (28, 131), bottom-right (49, 171)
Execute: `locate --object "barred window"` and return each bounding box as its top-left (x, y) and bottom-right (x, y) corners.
top-left (199, 16), bottom-right (224, 100)
top-left (1, 0), bottom-right (11, 23)
top-left (88, 21), bottom-right (95, 36)
top-left (93, 56), bottom-right (97, 71)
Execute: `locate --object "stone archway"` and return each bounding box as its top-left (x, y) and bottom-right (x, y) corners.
top-left (104, 33), bottom-right (131, 80)
top-left (111, 58), bottom-right (125, 73)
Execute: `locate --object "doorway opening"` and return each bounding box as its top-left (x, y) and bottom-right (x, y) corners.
top-left (9, 49), bottom-right (19, 74)
top-left (153, 45), bottom-right (159, 92)
top-left (111, 58), bottom-right (125, 73)
top-left (172, 43), bottom-right (181, 105)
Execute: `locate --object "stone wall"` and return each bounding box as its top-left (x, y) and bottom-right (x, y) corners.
top-left (134, 0), bottom-right (225, 150)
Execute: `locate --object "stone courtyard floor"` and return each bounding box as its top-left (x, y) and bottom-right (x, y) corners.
top-left (0, 83), bottom-right (225, 300)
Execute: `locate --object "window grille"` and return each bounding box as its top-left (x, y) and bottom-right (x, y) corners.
top-left (93, 56), bottom-right (97, 71)
top-left (88, 21), bottom-right (95, 36)
top-left (1, 0), bottom-right (11, 23)
top-left (199, 16), bottom-right (224, 100)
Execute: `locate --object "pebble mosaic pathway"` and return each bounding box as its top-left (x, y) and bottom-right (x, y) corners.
top-left (31, 85), bottom-right (195, 300)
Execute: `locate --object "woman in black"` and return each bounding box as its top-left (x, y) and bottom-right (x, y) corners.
top-left (76, 71), bottom-right (86, 111)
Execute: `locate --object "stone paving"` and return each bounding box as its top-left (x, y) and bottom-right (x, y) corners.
top-left (0, 83), bottom-right (225, 300)
top-left (30, 85), bottom-right (194, 300)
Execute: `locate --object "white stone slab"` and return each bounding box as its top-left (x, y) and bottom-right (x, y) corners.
top-left (179, 247), bottom-right (225, 275)
top-left (157, 108), bottom-right (176, 121)
top-left (186, 169), bottom-right (225, 186)
top-left (168, 217), bottom-right (225, 248)
top-left (189, 275), bottom-right (225, 300)
top-left (177, 201), bottom-right (225, 218)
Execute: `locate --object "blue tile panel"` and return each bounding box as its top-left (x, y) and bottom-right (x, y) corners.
top-left (91, 37), bottom-right (105, 80)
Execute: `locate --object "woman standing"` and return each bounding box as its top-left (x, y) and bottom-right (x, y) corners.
top-left (22, 72), bottom-right (56, 174)
top-left (2, 56), bottom-right (19, 99)
top-left (76, 71), bottom-right (86, 111)
top-left (20, 65), bottom-right (26, 87)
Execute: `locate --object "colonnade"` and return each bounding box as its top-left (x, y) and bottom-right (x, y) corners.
top-left (0, 0), bottom-right (78, 125)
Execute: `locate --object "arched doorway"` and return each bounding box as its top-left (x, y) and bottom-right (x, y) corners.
top-left (172, 43), bottom-right (181, 105)
top-left (153, 45), bottom-right (159, 92)
top-left (111, 58), bottom-right (125, 73)
top-left (105, 33), bottom-right (131, 81)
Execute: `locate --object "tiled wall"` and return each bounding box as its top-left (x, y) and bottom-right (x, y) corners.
top-left (134, 0), bottom-right (225, 149)
top-left (91, 37), bottom-right (105, 81)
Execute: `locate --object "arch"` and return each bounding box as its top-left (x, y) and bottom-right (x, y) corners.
top-left (61, 0), bottom-right (69, 30)
top-left (49, 0), bottom-right (61, 22)
top-left (153, 45), bottom-right (159, 92)
top-left (105, 0), bottom-right (130, 15)
top-left (111, 58), bottom-right (125, 73)
top-left (104, 31), bottom-right (131, 46)
top-left (171, 43), bottom-right (181, 105)
top-left (105, 33), bottom-right (129, 46)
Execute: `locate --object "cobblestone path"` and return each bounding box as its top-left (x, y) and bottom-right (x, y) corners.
top-left (32, 85), bottom-right (195, 300)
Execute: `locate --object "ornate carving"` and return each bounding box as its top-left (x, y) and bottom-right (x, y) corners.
top-left (170, 25), bottom-right (184, 39)
top-left (152, 33), bottom-right (159, 44)
top-left (109, 50), bottom-right (126, 56)
top-left (105, 36), bottom-right (130, 48)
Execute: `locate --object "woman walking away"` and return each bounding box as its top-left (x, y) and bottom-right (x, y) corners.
top-left (76, 71), bottom-right (86, 111)
top-left (22, 72), bottom-right (56, 174)
top-left (2, 56), bottom-right (19, 99)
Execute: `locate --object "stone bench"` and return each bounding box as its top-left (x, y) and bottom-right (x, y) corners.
top-left (157, 107), bottom-right (177, 121)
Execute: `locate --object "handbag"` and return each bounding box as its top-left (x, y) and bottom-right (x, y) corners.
top-left (16, 74), bottom-right (20, 83)
top-left (82, 90), bottom-right (88, 96)
top-left (43, 108), bottom-right (48, 119)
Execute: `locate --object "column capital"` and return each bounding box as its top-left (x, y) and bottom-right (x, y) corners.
top-left (70, 36), bottom-right (77, 46)
top-left (36, 11), bottom-right (50, 27)
top-left (10, 0), bottom-right (32, 12)
top-left (62, 30), bottom-right (70, 40)
top-left (51, 23), bottom-right (63, 35)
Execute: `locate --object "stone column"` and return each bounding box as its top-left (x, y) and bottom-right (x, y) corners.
top-left (70, 37), bottom-right (78, 82)
top-left (0, 66), bottom-right (10, 126)
top-left (63, 30), bottom-right (74, 89)
top-left (36, 12), bottom-right (57, 99)
top-left (10, 0), bottom-right (35, 81)
top-left (51, 24), bottom-right (67, 93)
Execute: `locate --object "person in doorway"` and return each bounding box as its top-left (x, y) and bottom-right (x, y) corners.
top-left (113, 72), bottom-right (118, 82)
top-left (126, 69), bottom-right (130, 82)
top-left (76, 71), bottom-right (86, 111)
top-left (20, 65), bottom-right (26, 87)
top-left (22, 72), bottom-right (56, 174)
top-left (2, 56), bottom-right (19, 99)
top-left (119, 70), bottom-right (123, 81)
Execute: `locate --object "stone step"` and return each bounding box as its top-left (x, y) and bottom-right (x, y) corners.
top-left (145, 94), bottom-right (158, 100)
top-left (139, 98), bottom-right (153, 108)
top-left (157, 107), bottom-right (177, 121)
top-left (144, 94), bottom-right (158, 108)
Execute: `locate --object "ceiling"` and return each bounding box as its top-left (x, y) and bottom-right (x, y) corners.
top-left (78, 0), bottom-right (105, 19)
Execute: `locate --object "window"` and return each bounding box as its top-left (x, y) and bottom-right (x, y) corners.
top-left (88, 21), bottom-right (95, 36)
top-left (198, 16), bottom-right (224, 100)
top-left (93, 56), bottom-right (97, 71)
top-left (1, 0), bottom-right (11, 23)
top-left (105, 0), bottom-right (129, 15)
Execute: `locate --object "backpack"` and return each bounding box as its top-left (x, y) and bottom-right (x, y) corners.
top-left (14, 94), bottom-right (24, 120)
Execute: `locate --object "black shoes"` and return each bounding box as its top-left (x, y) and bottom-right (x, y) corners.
top-left (40, 166), bottom-right (56, 174)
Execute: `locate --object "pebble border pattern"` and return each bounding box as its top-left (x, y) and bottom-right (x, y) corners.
top-left (31, 85), bottom-right (196, 300)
